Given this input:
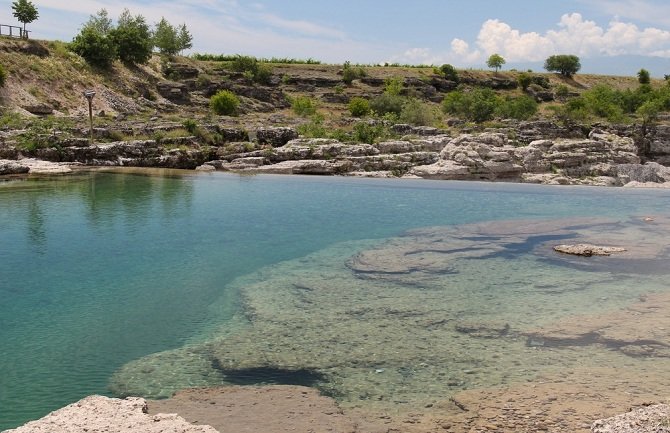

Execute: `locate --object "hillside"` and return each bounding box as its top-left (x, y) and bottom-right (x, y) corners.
top-left (1, 37), bottom-right (670, 186)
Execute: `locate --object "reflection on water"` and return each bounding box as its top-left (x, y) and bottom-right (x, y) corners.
top-left (3, 172), bottom-right (670, 430)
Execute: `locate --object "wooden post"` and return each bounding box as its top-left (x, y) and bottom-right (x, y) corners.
top-left (83, 90), bottom-right (96, 144)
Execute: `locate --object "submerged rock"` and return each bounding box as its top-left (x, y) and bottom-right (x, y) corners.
top-left (553, 244), bottom-right (627, 256)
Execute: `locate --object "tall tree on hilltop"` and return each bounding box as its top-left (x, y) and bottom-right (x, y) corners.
top-left (111, 9), bottom-right (153, 64)
top-left (177, 24), bottom-right (193, 55)
top-left (486, 53), bottom-right (506, 73)
top-left (11, 0), bottom-right (39, 37)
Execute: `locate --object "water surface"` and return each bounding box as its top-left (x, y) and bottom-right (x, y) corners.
top-left (1, 170), bottom-right (670, 429)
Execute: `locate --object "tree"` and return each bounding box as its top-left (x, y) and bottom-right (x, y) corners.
top-left (177, 24), bottom-right (193, 55)
top-left (638, 68), bottom-right (651, 85)
top-left (71, 26), bottom-right (117, 68)
top-left (153, 18), bottom-right (179, 56)
top-left (86, 9), bottom-right (113, 34)
top-left (439, 64), bottom-right (459, 82)
top-left (486, 54), bottom-right (505, 72)
top-left (11, 0), bottom-right (39, 37)
top-left (110, 9), bottom-right (153, 64)
top-left (544, 54), bottom-right (581, 77)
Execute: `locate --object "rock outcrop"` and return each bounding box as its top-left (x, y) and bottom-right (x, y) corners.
top-left (591, 404), bottom-right (670, 433)
top-left (3, 395), bottom-right (218, 433)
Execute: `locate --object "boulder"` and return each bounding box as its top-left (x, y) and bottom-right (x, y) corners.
top-left (156, 82), bottom-right (190, 104)
top-left (591, 404), bottom-right (670, 433)
top-left (3, 395), bottom-right (218, 433)
top-left (22, 104), bottom-right (53, 115)
top-left (0, 159), bottom-right (29, 175)
top-left (256, 127), bottom-right (298, 147)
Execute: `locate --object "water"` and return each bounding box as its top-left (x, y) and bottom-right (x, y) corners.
top-left (1, 170), bottom-right (670, 430)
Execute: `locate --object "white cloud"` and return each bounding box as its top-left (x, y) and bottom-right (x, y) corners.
top-left (585, 0), bottom-right (670, 27)
top-left (388, 12), bottom-right (670, 67)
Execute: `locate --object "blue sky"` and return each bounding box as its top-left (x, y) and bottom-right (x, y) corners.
top-left (4, 0), bottom-right (670, 75)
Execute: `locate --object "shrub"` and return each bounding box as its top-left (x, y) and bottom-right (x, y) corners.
top-left (638, 68), bottom-right (651, 85)
top-left (110, 9), bottom-right (152, 64)
top-left (555, 84), bottom-right (570, 98)
top-left (517, 72), bottom-right (532, 91)
top-left (399, 98), bottom-right (436, 126)
top-left (442, 88), bottom-right (499, 123)
top-left (297, 114), bottom-right (327, 138)
top-left (352, 122), bottom-right (386, 144)
top-left (439, 64), bottom-right (459, 82)
top-left (342, 61), bottom-right (366, 85)
top-left (210, 90), bottom-right (239, 115)
top-left (229, 55), bottom-right (273, 84)
top-left (495, 95), bottom-right (538, 120)
top-left (348, 97), bottom-right (371, 117)
top-left (384, 77), bottom-right (404, 96)
top-left (370, 93), bottom-right (405, 116)
top-left (544, 54), bottom-right (581, 77)
top-left (70, 26), bottom-right (117, 68)
top-left (182, 119), bottom-right (198, 134)
top-left (0, 64), bottom-right (7, 87)
top-left (291, 96), bottom-right (317, 116)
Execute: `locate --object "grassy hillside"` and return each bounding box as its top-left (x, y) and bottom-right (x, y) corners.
top-left (0, 37), bottom-right (667, 139)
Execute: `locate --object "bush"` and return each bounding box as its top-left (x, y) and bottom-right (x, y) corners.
top-left (210, 90), bottom-right (239, 115)
top-left (229, 55), bottom-right (273, 84)
top-left (370, 93), bottom-right (405, 116)
top-left (348, 97), bottom-right (371, 117)
top-left (399, 98), bottom-right (436, 126)
top-left (352, 122), bottom-right (386, 144)
top-left (495, 95), bottom-right (538, 120)
top-left (297, 114), bottom-right (327, 138)
top-left (110, 9), bottom-right (152, 64)
top-left (342, 61), bottom-right (366, 85)
top-left (384, 77), bottom-right (404, 96)
top-left (291, 96), bottom-right (317, 116)
top-left (517, 72), bottom-right (532, 91)
top-left (439, 64), bottom-right (459, 82)
top-left (638, 68), bottom-right (651, 85)
top-left (0, 64), bottom-right (7, 87)
top-left (70, 26), bottom-right (117, 68)
top-left (442, 88), bottom-right (499, 123)
top-left (544, 54), bottom-right (581, 77)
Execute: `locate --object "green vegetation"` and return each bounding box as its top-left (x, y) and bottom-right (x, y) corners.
top-left (191, 53), bottom-right (321, 64)
top-left (638, 68), bottom-right (651, 85)
top-left (229, 55), bottom-right (273, 84)
top-left (348, 97), bottom-right (371, 117)
top-left (438, 64), bottom-right (459, 82)
top-left (291, 96), bottom-right (317, 116)
top-left (486, 54), bottom-right (505, 72)
top-left (443, 88), bottom-right (538, 122)
top-left (544, 54), bottom-right (581, 77)
top-left (399, 98), bottom-right (436, 126)
top-left (342, 61), bottom-right (366, 84)
top-left (0, 64), bottom-right (7, 87)
top-left (209, 90), bottom-right (240, 115)
top-left (111, 9), bottom-right (153, 64)
top-left (11, 0), bottom-right (38, 36)
top-left (153, 18), bottom-right (192, 56)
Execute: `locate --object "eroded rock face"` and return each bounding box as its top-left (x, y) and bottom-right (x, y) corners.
top-left (4, 395), bottom-right (218, 433)
top-left (0, 159), bottom-right (30, 175)
top-left (256, 127), bottom-right (298, 147)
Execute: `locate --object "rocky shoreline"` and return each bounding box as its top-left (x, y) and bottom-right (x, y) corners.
top-left (2, 121), bottom-right (670, 187)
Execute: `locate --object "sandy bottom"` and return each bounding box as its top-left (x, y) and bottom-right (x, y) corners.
top-left (116, 215), bottom-right (670, 432)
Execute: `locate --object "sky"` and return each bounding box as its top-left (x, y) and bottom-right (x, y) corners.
top-left (4, 0), bottom-right (670, 76)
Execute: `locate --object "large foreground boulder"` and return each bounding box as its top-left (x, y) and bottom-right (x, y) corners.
top-left (4, 395), bottom-right (218, 433)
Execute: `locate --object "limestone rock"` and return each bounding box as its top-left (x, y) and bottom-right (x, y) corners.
top-left (591, 404), bottom-right (670, 433)
top-left (156, 82), bottom-right (190, 104)
top-left (22, 104), bottom-right (53, 115)
top-left (3, 395), bottom-right (218, 433)
top-left (553, 244), bottom-right (627, 256)
top-left (0, 159), bottom-right (30, 175)
top-left (256, 127), bottom-right (298, 147)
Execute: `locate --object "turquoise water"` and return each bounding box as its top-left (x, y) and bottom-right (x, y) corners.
top-left (1, 170), bottom-right (670, 429)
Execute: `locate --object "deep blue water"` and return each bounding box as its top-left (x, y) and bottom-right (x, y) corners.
top-left (1, 170), bottom-right (670, 430)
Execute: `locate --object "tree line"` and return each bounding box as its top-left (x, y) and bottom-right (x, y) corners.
top-left (70, 9), bottom-right (193, 68)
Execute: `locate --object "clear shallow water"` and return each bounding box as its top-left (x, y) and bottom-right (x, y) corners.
top-left (1, 170), bottom-right (670, 429)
